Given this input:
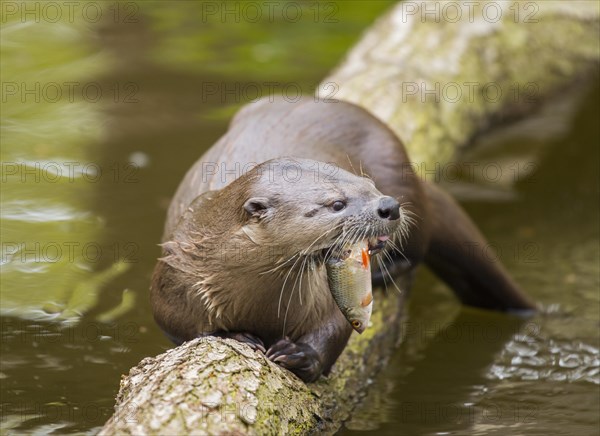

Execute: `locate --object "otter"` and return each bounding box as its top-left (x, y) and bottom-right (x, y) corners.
top-left (151, 97), bottom-right (535, 382)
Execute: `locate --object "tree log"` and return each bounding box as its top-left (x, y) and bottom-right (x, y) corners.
top-left (101, 1), bottom-right (599, 434)
top-left (100, 283), bottom-right (407, 434)
top-left (317, 1), bottom-right (599, 169)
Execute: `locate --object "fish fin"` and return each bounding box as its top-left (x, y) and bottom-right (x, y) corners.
top-left (361, 248), bottom-right (370, 269)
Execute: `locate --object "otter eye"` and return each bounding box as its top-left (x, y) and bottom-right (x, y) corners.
top-left (352, 320), bottom-right (361, 328)
top-left (331, 201), bottom-right (346, 212)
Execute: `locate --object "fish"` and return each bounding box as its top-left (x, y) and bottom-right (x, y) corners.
top-left (325, 241), bottom-right (373, 334)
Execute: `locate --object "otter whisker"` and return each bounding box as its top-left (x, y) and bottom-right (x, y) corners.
top-left (298, 256), bottom-right (306, 306)
top-left (385, 236), bottom-right (411, 267)
top-left (380, 255), bottom-right (402, 294)
top-left (382, 248), bottom-right (395, 265)
top-left (352, 224), bottom-right (365, 244)
top-left (324, 226), bottom-right (352, 260)
top-left (294, 254), bottom-right (309, 306)
top-left (301, 221), bottom-right (346, 257)
top-left (376, 248), bottom-right (403, 294)
top-left (375, 255), bottom-right (389, 292)
top-left (261, 254), bottom-right (297, 276)
top-left (305, 257), bottom-right (314, 303)
top-left (276, 220), bottom-right (348, 322)
top-left (262, 222), bottom-right (345, 277)
top-left (282, 254), bottom-right (310, 335)
top-left (262, 221), bottom-right (344, 277)
top-left (307, 257), bottom-right (316, 298)
top-left (277, 252), bottom-right (306, 319)
top-left (346, 154), bottom-right (358, 176)
top-left (399, 203), bottom-right (419, 230)
top-left (358, 226), bottom-right (369, 245)
top-left (279, 228), bottom-right (330, 321)
top-left (335, 226), bottom-right (360, 256)
top-left (372, 252), bottom-right (396, 295)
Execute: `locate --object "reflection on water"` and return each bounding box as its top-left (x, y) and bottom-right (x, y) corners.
top-left (491, 336), bottom-right (599, 384)
top-left (1, 1), bottom-right (598, 434)
top-left (0, 6), bottom-right (131, 325)
top-left (341, 85), bottom-right (600, 435)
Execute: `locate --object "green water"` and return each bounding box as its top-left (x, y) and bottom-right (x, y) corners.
top-left (1, 1), bottom-right (598, 434)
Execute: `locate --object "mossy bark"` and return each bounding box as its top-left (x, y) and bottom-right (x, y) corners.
top-left (100, 284), bottom-right (407, 435)
top-left (317, 1), bottom-right (599, 169)
top-left (101, 1), bottom-right (598, 434)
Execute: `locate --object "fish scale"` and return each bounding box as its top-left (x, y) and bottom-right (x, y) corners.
top-left (325, 241), bottom-right (373, 333)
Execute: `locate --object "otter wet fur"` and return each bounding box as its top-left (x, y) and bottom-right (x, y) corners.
top-left (151, 97), bottom-right (536, 382)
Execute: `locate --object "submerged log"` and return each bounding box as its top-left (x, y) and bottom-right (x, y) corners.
top-left (101, 2), bottom-right (599, 434)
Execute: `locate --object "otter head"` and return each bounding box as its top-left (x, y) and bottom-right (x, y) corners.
top-left (238, 157), bottom-right (405, 264)
top-left (163, 157), bottom-right (407, 335)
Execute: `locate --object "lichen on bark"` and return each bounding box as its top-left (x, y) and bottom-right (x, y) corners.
top-left (317, 1), bottom-right (599, 170)
top-left (100, 287), bottom-right (406, 435)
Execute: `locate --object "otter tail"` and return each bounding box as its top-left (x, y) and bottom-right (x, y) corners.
top-left (422, 182), bottom-right (536, 313)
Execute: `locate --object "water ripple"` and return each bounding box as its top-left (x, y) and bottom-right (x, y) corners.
top-left (489, 336), bottom-right (600, 385)
top-left (0, 200), bottom-right (90, 222)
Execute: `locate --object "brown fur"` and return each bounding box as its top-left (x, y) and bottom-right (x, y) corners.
top-left (151, 97), bottom-right (535, 381)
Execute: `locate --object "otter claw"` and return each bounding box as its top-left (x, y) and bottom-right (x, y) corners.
top-left (273, 353), bottom-right (309, 368)
top-left (213, 331), bottom-right (266, 353)
top-left (266, 338), bottom-right (322, 382)
top-left (265, 336), bottom-right (290, 358)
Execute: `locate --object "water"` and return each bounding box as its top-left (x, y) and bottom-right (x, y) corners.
top-left (1, 2), bottom-right (598, 434)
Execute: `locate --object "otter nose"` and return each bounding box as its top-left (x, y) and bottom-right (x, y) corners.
top-left (377, 196), bottom-right (400, 220)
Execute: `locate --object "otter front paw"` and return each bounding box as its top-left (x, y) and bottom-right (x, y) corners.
top-left (213, 331), bottom-right (266, 353)
top-left (266, 337), bottom-right (323, 382)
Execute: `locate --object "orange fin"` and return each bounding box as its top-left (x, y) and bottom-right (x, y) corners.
top-left (361, 248), bottom-right (370, 269)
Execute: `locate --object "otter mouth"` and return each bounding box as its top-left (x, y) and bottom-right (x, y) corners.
top-left (319, 234), bottom-right (391, 261)
top-left (367, 235), bottom-right (390, 255)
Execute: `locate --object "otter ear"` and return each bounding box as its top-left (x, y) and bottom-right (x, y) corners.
top-left (243, 197), bottom-right (272, 219)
